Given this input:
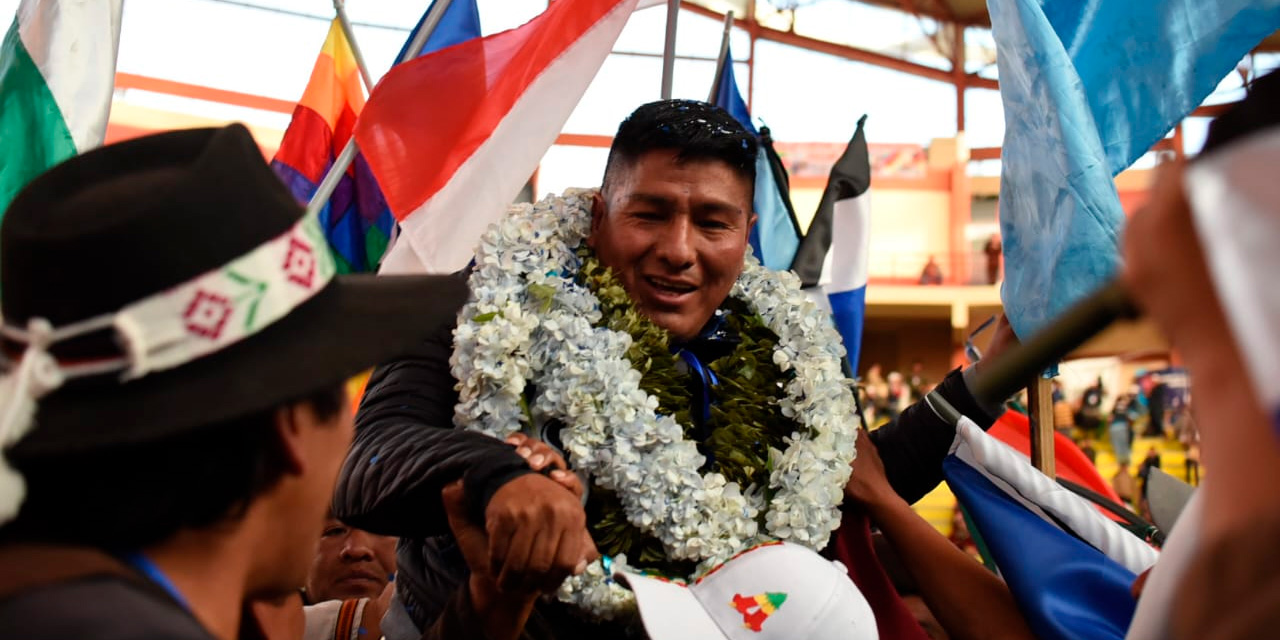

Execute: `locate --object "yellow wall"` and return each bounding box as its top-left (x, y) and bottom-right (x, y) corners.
top-left (792, 186), bottom-right (952, 281)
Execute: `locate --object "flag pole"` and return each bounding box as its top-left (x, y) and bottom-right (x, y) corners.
top-left (306, 0), bottom-right (457, 219)
top-left (333, 0), bottom-right (375, 92)
top-left (706, 11), bottom-right (735, 102)
top-left (660, 0), bottom-right (680, 99)
top-left (968, 280), bottom-right (1138, 408)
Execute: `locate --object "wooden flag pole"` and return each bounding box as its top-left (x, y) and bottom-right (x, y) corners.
top-left (307, 0), bottom-right (457, 219)
top-left (706, 11), bottom-right (735, 102)
top-left (1027, 376), bottom-right (1056, 477)
top-left (660, 0), bottom-right (681, 99)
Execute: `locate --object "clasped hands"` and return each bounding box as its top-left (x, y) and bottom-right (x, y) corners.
top-left (442, 434), bottom-right (598, 606)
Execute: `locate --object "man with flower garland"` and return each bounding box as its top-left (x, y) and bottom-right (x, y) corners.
top-left (335, 100), bottom-right (1013, 640)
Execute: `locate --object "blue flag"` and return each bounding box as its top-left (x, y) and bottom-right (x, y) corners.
top-left (943, 417), bottom-right (1159, 640)
top-left (990, 0), bottom-right (1280, 338)
top-left (397, 0), bottom-right (483, 63)
top-left (712, 47), bottom-right (801, 272)
top-left (945, 458), bottom-right (1139, 640)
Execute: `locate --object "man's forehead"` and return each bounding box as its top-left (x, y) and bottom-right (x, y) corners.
top-left (617, 148), bottom-right (739, 174)
top-left (605, 151), bottom-right (750, 197)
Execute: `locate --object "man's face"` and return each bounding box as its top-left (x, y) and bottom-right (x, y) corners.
top-left (305, 518), bottom-right (398, 602)
top-left (256, 394), bottom-right (356, 599)
top-left (588, 150), bottom-right (755, 341)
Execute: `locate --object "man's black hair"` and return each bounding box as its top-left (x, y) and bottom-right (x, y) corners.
top-left (1, 384), bottom-right (346, 550)
top-left (602, 99), bottom-right (757, 195)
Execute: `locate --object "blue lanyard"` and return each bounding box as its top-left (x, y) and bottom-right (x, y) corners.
top-left (676, 348), bottom-right (719, 425)
top-left (121, 552), bottom-right (191, 612)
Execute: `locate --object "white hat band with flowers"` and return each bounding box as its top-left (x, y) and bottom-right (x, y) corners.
top-left (0, 211), bottom-right (335, 523)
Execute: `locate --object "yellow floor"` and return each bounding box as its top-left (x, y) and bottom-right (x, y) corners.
top-left (912, 434), bottom-right (1198, 534)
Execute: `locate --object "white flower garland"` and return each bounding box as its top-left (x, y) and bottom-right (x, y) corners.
top-left (450, 189), bottom-right (860, 619)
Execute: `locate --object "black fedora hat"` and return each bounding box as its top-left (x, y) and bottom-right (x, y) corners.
top-left (0, 124), bottom-right (464, 457)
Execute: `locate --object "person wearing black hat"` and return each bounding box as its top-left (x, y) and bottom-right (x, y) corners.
top-left (0, 124), bottom-right (479, 640)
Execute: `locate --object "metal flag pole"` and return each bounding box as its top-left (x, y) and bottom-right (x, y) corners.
top-left (333, 0), bottom-right (375, 92)
top-left (306, 0), bottom-right (458, 219)
top-left (706, 11), bottom-right (735, 103)
top-left (660, 0), bottom-right (680, 99)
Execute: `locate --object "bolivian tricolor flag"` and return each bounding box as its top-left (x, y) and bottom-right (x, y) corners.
top-left (0, 0), bottom-right (123, 218)
top-left (272, 20), bottom-right (392, 274)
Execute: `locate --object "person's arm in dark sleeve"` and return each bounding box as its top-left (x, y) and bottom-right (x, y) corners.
top-left (867, 314), bottom-right (1018, 505)
top-left (869, 366), bottom-right (1004, 505)
top-left (333, 299), bottom-right (535, 539)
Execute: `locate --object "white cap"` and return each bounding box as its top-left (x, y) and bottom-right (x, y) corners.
top-left (615, 542), bottom-right (878, 640)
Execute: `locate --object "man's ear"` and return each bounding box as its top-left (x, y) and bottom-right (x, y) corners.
top-left (747, 211), bottom-right (759, 238)
top-left (273, 403), bottom-right (311, 476)
top-left (587, 191), bottom-right (606, 248)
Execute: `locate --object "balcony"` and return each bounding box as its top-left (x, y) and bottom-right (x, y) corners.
top-left (866, 250), bottom-right (1002, 287)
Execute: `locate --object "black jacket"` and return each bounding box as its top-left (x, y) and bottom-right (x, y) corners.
top-left (334, 290), bottom-right (1000, 639)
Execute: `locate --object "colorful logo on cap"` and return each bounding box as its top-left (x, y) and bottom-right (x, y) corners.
top-left (732, 592), bottom-right (788, 632)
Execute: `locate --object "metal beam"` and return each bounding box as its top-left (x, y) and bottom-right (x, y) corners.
top-left (115, 72), bottom-right (296, 114)
top-left (681, 3), bottom-right (998, 90)
top-left (969, 146), bottom-right (1001, 160)
top-left (952, 21), bottom-right (966, 132)
top-left (856, 0), bottom-right (986, 26)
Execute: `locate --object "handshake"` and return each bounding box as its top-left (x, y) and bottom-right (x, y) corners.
top-left (443, 433), bottom-right (598, 602)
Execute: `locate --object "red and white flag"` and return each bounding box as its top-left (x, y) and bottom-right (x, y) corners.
top-left (356, 0), bottom-right (638, 274)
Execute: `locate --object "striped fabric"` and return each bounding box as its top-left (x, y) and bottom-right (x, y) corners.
top-left (366, 0), bottom-right (638, 274)
top-left (0, 0), bottom-right (123, 217)
top-left (271, 20), bottom-right (390, 274)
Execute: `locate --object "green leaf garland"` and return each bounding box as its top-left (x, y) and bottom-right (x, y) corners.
top-left (577, 248), bottom-right (798, 577)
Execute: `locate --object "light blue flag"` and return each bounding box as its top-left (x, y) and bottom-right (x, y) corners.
top-left (712, 47), bottom-right (801, 272)
top-left (990, 0), bottom-right (1280, 338)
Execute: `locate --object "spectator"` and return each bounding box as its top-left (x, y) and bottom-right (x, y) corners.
top-left (920, 255), bottom-right (944, 285)
top-left (886, 371), bottom-right (910, 421)
top-left (984, 235), bottom-right (1002, 285)
top-left (1109, 392), bottom-right (1138, 466)
top-left (1076, 378), bottom-right (1105, 437)
top-left (865, 363), bottom-right (890, 424)
top-left (304, 515), bottom-right (398, 604)
top-left (1145, 381), bottom-right (1169, 437)
top-left (908, 360), bottom-right (930, 402)
top-left (1179, 414), bottom-right (1201, 485)
top-left (1051, 380), bottom-right (1075, 435)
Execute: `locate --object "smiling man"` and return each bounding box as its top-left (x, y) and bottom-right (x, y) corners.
top-left (589, 147), bottom-right (755, 342)
top-left (335, 100), bottom-right (1012, 640)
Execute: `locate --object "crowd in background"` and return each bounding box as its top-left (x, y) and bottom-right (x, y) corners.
top-left (861, 361), bottom-right (936, 426)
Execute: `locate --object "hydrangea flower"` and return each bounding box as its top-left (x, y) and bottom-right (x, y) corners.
top-left (451, 190), bottom-right (860, 618)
